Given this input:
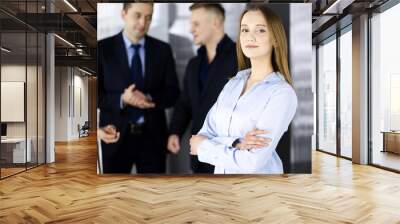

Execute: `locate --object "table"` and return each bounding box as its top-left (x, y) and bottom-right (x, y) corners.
top-left (381, 131), bottom-right (400, 154)
top-left (1, 138), bottom-right (32, 163)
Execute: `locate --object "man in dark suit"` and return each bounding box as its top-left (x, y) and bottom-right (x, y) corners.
top-left (167, 4), bottom-right (238, 173)
top-left (98, 3), bottom-right (180, 173)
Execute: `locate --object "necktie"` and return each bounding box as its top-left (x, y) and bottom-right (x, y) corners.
top-left (128, 44), bottom-right (144, 123)
top-left (131, 44), bottom-right (144, 90)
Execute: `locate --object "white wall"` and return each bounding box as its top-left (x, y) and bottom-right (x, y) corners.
top-left (54, 67), bottom-right (89, 141)
top-left (1, 65), bottom-right (35, 138)
top-left (1, 63), bottom-right (45, 164)
top-left (55, 67), bottom-right (68, 141)
top-left (1, 65), bottom-right (26, 148)
top-left (71, 73), bottom-right (89, 138)
top-left (1, 65), bottom-right (25, 130)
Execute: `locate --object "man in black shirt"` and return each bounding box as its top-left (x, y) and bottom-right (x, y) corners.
top-left (168, 4), bottom-right (238, 173)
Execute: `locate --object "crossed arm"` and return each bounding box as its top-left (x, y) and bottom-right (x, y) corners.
top-left (189, 87), bottom-right (297, 172)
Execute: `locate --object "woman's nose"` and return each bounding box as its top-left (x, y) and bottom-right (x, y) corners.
top-left (246, 36), bottom-right (256, 42)
top-left (245, 32), bottom-right (256, 42)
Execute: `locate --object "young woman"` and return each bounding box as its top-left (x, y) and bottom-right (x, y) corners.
top-left (189, 4), bottom-right (298, 174)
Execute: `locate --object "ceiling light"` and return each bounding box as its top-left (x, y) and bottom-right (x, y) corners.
top-left (322, 0), bottom-right (355, 15)
top-left (78, 67), bottom-right (92, 76)
top-left (54, 34), bottom-right (75, 48)
top-left (1, 47), bottom-right (11, 53)
top-left (63, 0), bottom-right (78, 12)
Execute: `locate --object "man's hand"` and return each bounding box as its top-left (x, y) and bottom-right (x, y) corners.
top-left (167, 134), bottom-right (181, 154)
top-left (122, 84), bottom-right (155, 109)
top-left (236, 128), bottom-right (271, 150)
top-left (98, 125), bottom-right (120, 144)
top-left (189, 135), bottom-right (208, 155)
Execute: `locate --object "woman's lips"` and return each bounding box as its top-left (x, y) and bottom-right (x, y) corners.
top-left (245, 45), bottom-right (259, 48)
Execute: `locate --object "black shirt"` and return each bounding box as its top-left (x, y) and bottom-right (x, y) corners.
top-left (197, 36), bottom-right (227, 92)
top-left (170, 34), bottom-right (238, 137)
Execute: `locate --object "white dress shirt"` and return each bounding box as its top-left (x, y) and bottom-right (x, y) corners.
top-left (196, 68), bottom-right (298, 174)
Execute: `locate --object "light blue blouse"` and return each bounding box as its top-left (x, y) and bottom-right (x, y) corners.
top-left (196, 68), bottom-right (298, 174)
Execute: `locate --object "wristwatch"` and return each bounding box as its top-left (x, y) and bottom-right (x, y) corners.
top-left (232, 138), bottom-right (241, 148)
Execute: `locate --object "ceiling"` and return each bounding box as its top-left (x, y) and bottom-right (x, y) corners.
top-left (0, 0), bottom-right (393, 75)
top-left (0, 0), bottom-right (97, 73)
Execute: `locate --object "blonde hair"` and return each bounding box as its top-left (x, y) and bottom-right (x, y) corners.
top-left (189, 3), bottom-right (225, 21)
top-left (236, 4), bottom-right (293, 85)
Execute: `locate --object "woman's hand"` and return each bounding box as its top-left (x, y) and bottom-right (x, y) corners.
top-left (236, 128), bottom-right (271, 150)
top-left (189, 135), bottom-right (208, 155)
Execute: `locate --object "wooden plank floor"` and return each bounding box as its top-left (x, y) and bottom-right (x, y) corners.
top-left (1, 167), bottom-right (26, 178)
top-left (1, 135), bottom-right (400, 223)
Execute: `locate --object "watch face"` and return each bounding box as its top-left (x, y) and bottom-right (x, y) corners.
top-left (232, 138), bottom-right (240, 147)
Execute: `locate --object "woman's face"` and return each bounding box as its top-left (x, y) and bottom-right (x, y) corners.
top-left (240, 10), bottom-right (274, 60)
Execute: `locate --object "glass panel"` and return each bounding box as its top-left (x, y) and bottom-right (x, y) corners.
top-left (318, 36), bottom-right (337, 154)
top-left (339, 28), bottom-right (352, 158)
top-left (371, 3), bottom-right (400, 171)
top-left (27, 31), bottom-right (38, 169)
top-left (1, 30), bottom-right (28, 177)
top-left (26, 0), bottom-right (38, 169)
top-left (38, 32), bottom-right (45, 165)
top-left (0, 1), bottom-right (28, 178)
top-left (0, 1), bottom-right (46, 178)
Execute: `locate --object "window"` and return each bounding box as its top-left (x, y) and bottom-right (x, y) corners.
top-left (370, 2), bottom-right (400, 171)
top-left (339, 27), bottom-right (352, 158)
top-left (317, 35), bottom-right (337, 154)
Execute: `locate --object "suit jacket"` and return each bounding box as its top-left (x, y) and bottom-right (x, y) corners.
top-left (170, 35), bottom-right (238, 137)
top-left (98, 32), bottom-right (180, 152)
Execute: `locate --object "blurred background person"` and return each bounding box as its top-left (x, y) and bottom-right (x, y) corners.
top-left (98, 3), bottom-right (180, 174)
top-left (167, 3), bottom-right (238, 174)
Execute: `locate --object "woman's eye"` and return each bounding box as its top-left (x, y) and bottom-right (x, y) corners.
top-left (241, 28), bottom-right (248, 33)
top-left (256, 28), bottom-right (266, 33)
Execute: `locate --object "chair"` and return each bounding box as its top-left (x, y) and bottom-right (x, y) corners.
top-left (78, 121), bottom-right (90, 138)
